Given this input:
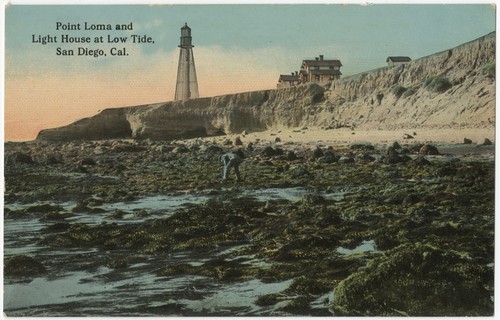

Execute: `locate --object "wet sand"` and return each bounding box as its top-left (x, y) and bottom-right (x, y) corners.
top-left (211, 127), bottom-right (495, 146)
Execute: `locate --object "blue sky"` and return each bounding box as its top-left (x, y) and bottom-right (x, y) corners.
top-left (6, 4), bottom-right (495, 75)
top-left (4, 4), bottom-right (496, 140)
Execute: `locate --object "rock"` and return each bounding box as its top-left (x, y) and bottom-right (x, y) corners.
top-left (380, 147), bottom-right (403, 164)
top-left (408, 144), bottom-right (424, 153)
top-left (275, 235), bottom-right (334, 261)
top-left (234, 136), bottom-right (243, 146)
top-left (6, 152), bottom-right (33, 165)
top-left (93, 146), bottom-right (107, 154)
top-left (189, 144), bottom-right (201, 151)
top-left (321, 150), bottom-right (339, 164)
top-left (436, 163), bottom-right (458, 176)
top-left (403, 133), bottom-right (414, 139)
top-left (111, 144), bottom-right (147, 153)
top-left (313, 147), bottom-right (324, 159)
top-left (354, 152), bottom-right (375, 163)
top-left (338, 156), bottom-right (355, 164)
top-left (411, 155), bottom-right (431, 166)
top-left (223, 139), bottom-right (233, 146)
top-left (286, 151), bottom-right (298, 161)
top-left (155, 145), bottom-right (168, 153)
top-left (247, 142), bottom-right (254, 151)
top-left (331, 243), bottom-right (493, 316)
top-left (81, 157), bottom-right (96, 166)
top-left (44, 154), bottom-right (62, 165)
top-left (290, 166), bottom-right (310, 178)
top-left (107, 258), bottom-right (129, 269)
top-left (482, 138), bottom-right (493, 145)
top-left (172, 145), bottom-right (190, 154)
top-left (275, 137), bottom-right (282, 143)
top-left (391, 141), bottom-right (402, 149)
top-left (419, 144), bottom-right (440, 155)
top-left (23, 203), bottom-right (63, 214)
top-left (204, 145), bottom-right (223, 156)
top-left (463, 138), bottom-right (473, 144)
top-left (261, 146), bottom-right (283, 157)
top-left (5, 255), bottom-right (46, 277)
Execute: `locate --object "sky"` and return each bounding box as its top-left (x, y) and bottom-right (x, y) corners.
top-left (4, 3), bottom-right (496, 141)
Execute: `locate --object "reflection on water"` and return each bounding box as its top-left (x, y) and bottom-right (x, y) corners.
top-left (336, 240), bottom-right (379, 255)
top-left (182, 279), bottom-right (293, 316)
top-left (99, 194), bottom-right (210, 213)
top-left (243, 187), bottom-right (345, 202)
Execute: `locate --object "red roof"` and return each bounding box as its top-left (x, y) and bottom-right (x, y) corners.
top-left (302, 59), bottom-right (342, 68)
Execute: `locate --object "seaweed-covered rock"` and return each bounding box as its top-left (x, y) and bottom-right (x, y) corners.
top-left (482, 138), bottom-right (493, 146)
top-left (261, 146), bottom-right (283, 157)
top-left (411, 155), bottom-right (431, 166)
top-left (172, 145), bottom-right (190, 154)
top-left (24, 203), bottom-right (63, 214)
top-left (81, 157), bottom-right (96, 166)
top-left (319, 150), bottom-right (339, 164)
top-left (338, 156), bottom-right (354, 164)
top-left (391, 141), bottom-right (402, 149)
top-left (43, 154), bottom-right (62, 165)
top-left (5, 255), bottom-right (46, 277)
top-left (313, 147), bottom-right (324, 159)
top-left (380, 146), bottom-right (403, 164)
top-left (354, 152), bottom-right (375, 163)
top-left (331, 243), bottom-right (493, 316)
top-left (203, 145), bottom-right (224, 160)
top-left (106, 257), bottom-right (129, 269)
top-left (6, 152), bottom-right (34, 165)
top-left (234, 136), bottom-right (243, 146)
top-left (419, 144), bottom-right (440, 155)
top-left (290, 166), bottom-right (310, 178)
top-left (286, 150), bottom-right (298, 161)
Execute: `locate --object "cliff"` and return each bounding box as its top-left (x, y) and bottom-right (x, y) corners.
top-left (37, 32), bottom-right (495, 142)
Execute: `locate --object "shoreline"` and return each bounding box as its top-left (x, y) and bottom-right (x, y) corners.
top-left (203, 127), bottom-right (495, 147)
top-left (7, 127), bottom-right (495, 149)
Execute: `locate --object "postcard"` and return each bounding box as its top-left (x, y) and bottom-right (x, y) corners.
top-left (3, 2), bottom-right (495, 317)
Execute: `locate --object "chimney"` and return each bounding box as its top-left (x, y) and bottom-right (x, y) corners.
top-left (320, 55), bottom-right (324, 60)
top-left (291, 72), bottom-right (294, 75)
top-left (315, 57), bottom-right (319, 61)
top-left (295, 71), bottom-right (298, 76)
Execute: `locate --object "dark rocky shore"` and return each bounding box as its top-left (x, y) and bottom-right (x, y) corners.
top-left (4, 137), bottom-right (494, 316)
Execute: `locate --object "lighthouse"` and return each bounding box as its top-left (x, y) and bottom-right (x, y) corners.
top-left (174, 23), bottom-right (199, 101)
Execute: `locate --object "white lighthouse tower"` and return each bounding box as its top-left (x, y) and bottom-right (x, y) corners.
top-left (174, 23), bottom-right (199, 101)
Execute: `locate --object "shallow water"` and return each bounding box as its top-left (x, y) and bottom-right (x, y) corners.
top-left (99, 193), bottom-right (210, 213)
top-left (243, 187), bottom-right (345, 202)
top-left (4, 187), bottom-right (340, 316)
top-left (336, 240), bottom-right (379, 255)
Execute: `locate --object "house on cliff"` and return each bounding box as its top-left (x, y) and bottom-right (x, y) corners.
top-left (300, 55), bottom-right (342, 83)
top-left (277, 72), bottom-right (300, 89)
top-left (386, 56), bottom-right (412, 66)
